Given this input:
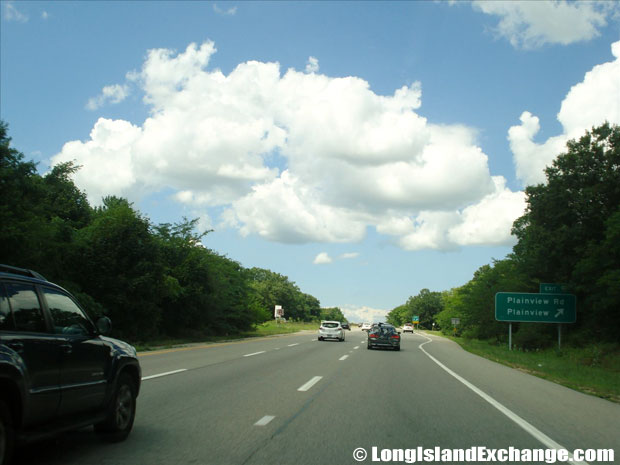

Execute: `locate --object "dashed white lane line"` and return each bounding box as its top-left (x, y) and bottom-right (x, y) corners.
top-left (418, 334), bottom-right (588, 465)
top-left (244, 351), bottom-right (266, 357)
top-left (142, 369), bottom-right (187, 380)
top-left (297, 376), bottom-right (323, 392)
top-left (339, 355), bottom-right (349, 361)
top-left (353, 346), bottom-right (359, 349)
top-left (288, 343), bottom-right (300, 347)
top-left (254, 415), bottom-right (275, 426)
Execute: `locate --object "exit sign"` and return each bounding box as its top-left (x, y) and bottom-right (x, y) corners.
top-left (540, 283), bottom-right (571, 294)
top-left (495, 292), bottom-right (576, 323)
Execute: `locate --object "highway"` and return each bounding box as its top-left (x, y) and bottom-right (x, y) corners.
top-left (13, 329), bottom-right (620, 465)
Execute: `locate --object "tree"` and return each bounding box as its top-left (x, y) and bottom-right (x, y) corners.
top-left (320, 307), bottom-right (345, 322)
top-left (512, 123), bottom-right (620, 340)
top-left (73, 197), bottom-right (164, 340)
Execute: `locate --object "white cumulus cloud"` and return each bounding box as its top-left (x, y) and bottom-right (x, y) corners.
top-left (52, 40), bottom-right (528, 251)
top-left (340, 305), bottom-right (388, 323)
top-left (86, 84), bottom-right (130, 110)
top-left (313, 252), bottom-right (333, 265)
top-left (472, 1), bottom-right (616, 49)
top-left (509, 40), bottom-right (620, 186)
top-left (305, 56), bottom-right (319, 73)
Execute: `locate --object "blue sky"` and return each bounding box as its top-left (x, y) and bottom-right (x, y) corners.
top-left (2, 1), bottom-right (619, 322)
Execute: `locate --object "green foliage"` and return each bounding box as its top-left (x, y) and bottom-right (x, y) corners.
top-left (320, 307), bottom-right (345, 322)
top-left (0, 120), bottom-right (323, 342)
top-left (246, 268), bottom-right (319, 322)
top-left (512, 123), bottom-right (620, 341)
top-left (386, 289), bottom-right (444, 329)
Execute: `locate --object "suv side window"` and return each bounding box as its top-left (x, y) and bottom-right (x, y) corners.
top-left (0, 283), bottom-right (16, 330)
top-left (5, 283), bottom-right (47, 332)
top-left (42, 287), bottom-right (94, 336)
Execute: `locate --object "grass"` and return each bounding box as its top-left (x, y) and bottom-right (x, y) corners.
top-left (425, 332), bottom-right (620, 403)
top-left (133, 320), bottom-right (319, 352)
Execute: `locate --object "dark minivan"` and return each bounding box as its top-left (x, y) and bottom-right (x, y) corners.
top-left (0, 265), bottom-right (141, 465)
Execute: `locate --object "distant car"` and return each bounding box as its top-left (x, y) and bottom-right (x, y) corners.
top-left (403, 323), bottom-right (414, 333)
top-left (367, 323), bottom-right (401, 351)
top-left (341, 322), bottom-right (351, 330)
top-left (318, 321), bottom-right (345, 341)
top-left (361, 322), bottom-right (372, 332)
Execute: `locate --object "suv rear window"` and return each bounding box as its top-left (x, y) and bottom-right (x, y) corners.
top-left (0, 284), bottom-right (14, 330)
top-left (5, 283), bottom-right (46, 332)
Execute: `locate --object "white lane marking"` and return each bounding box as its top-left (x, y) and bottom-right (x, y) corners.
top-left (297, 376), bottom-right (323, 392)
top-left (142, 369), bottom-right (187, 381)
top-left (418, 335), bottom-right (588, 465)
top-left (288, 343), bottom-right (299, 347)
top-left (353, 346), bottom-right (359, 349)
top-left (274, 348), bottom-right (280, 350)
top-left (254, 415), bottom-right (275, 426)
top-left (244, 351), bottom-right (266, 357)
top-left (339, 355), bottom-right (349, 361)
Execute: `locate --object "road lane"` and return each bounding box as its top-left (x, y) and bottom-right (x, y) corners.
top-left (417, 332), bottom-right (620, 453)
top-left (13, 328), bottom-right (619, 465)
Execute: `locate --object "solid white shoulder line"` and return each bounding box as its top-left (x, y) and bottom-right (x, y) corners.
top-left (418, 334), bottom-right (588, 465)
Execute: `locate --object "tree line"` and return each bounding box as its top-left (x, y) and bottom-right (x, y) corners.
top-left (387, 123), bottom-right (620, 347)
top-left (0, 121), bottom-right (341, 342)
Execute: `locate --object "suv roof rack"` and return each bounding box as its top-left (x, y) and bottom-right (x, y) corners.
top-left (0, 264), bottom-right (47, 281)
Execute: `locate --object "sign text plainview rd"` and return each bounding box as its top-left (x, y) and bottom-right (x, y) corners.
top-left (495, 292), bottom-right (576, 323)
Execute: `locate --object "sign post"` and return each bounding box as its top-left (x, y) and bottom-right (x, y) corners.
top-left (274, 305), bottom-right (283, 322)
top-left (450, 317), bottom-right (460, 335)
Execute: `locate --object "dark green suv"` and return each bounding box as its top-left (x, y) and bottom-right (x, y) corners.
top-left (0, 265), bottom-right (141, 465)
top-left (367, 323), bottom-right (401, 351)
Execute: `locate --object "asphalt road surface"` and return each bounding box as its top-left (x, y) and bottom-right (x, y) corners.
top-left (13, 329), bottom-right (620, 465)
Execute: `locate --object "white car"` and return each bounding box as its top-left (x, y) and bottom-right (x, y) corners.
top-left (361, 322), bottom-right (372, 332)
top-left (403, 324), bottom-right (414, 333)
top-left (318, 321), bottom-right (345, 341)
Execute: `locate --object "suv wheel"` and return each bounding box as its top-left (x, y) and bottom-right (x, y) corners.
top-left (95, 373), bottom-right (137, 442)
top-left (0, 400), bottom-right (13, 465)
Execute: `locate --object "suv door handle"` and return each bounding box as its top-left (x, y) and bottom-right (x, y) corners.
top-left (7, 342), bottom-right (24, 352)
top-left (60, 343), bottom-right (73, 354)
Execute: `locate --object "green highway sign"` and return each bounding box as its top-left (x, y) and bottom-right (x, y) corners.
top-left (495, 292), bottom-right (576, 323)
top-left (540, 283), bottom-right (571, 294)
top-left (412, 315), bottom-right (419, 322)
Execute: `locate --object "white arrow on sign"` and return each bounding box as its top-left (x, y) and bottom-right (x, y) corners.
top-left (555, 309), bottom-right (564, 318)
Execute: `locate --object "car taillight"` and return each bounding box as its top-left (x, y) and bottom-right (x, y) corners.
top-left (369, 334), bottom-right (377, 338)
top-left (391, 334), bottom-right (400, 339)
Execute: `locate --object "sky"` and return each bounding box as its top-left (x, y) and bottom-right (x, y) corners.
top-left (2, 1), bottom-right (619, 323)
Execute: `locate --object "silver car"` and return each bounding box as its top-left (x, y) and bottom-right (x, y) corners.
top-left (318, 321), bottom-right (345, 341)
